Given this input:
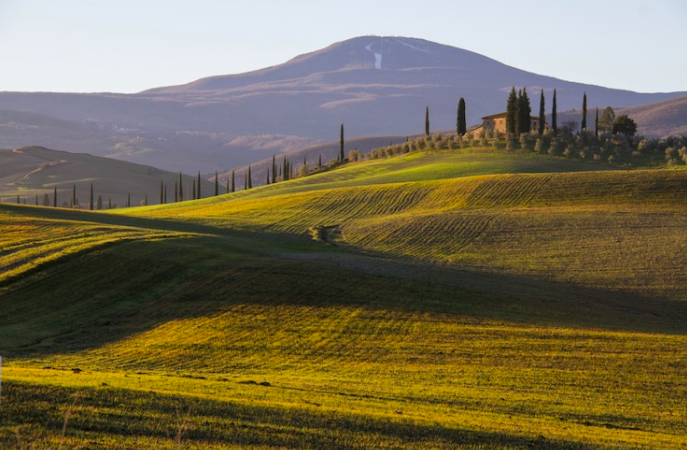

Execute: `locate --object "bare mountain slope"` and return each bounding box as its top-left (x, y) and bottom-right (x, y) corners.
top-left (0, 36), bottom-right (684, 172)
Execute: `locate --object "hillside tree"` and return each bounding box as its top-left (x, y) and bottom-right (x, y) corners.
top-left (552, 89), bottom-right (558, 135)
top-left (53, 186), bottom-right (57, 208)
top-left (160, 180), bottom-right (164, 204)
top-left (272, 155), bottom-right (277, 184)
top-left (599, 107), bottom-right (616, 134)
top-left (89, 183), bottom-right (94, 210)
top-left (42, 193), bottom-right (50, 206)
top-left (538, 90), bottom-right (545, 135)
top-left (97, 195), bottom-right (103, 210)
top-left (457, 97), bottom-right (466, 136)
top-left (613, 115), bottom-right (637, 136)
top-left (595, 107), bottom-right (599, 137)
top-left (339, 124), bottom-right (345, 162)
top-left (179, 172), bottom-right (183, 202)
top-left (215, 172), bottom-right (219, 196)
top-left (506, 87), bottom-right (518, 135)
top-left (197, 171), bottom-right (201, 199)
top-left (231, 170), bottom-right (235, 192)
top-left (581, 92), bottom-right (587, 131)
top-left (424, 106), bottom-right (430, 136)
top-left (518, 88), bottom-right (531, 134)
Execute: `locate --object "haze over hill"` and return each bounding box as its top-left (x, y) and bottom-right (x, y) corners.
top-left (1, 36), bottom-right (685, 172)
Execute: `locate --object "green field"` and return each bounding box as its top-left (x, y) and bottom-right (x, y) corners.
top-left (1, 149), bottom-right (686, 449)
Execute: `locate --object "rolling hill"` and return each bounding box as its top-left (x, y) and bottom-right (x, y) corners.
top-left (1, 36), bottom-right (684, 172)
top-left (0, 146), bottom-right (214, 207)
top-left (1, 146), bottom-right (686, 449)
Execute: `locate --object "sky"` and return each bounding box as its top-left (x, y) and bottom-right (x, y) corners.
top-left (0, 0), bottom-right (685, 94)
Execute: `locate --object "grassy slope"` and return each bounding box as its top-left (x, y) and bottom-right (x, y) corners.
top-left (1, 149), bottom-right (686, 449)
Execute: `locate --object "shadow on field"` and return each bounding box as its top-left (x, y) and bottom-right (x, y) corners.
top-left (1, 381), bottom-right (602, 450)
top-left (1, 203), bottom-right (686, 360)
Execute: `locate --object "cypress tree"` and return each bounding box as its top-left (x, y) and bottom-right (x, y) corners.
top-left (215, 172), bottom-right (219, 196)
top-left (53, 186), bottom-right (57, 208)
top-left (178, 172), bottom-right (183, 201)
top-left (271, 155), bottom-right (277, 184)
top-left (518, 87), bottom-right (531, 134)
top-left (231, 170), bottom-right (235, 192)
top-left (506, 87), bottom-right (518, 135)
top-left (581, 92), bottom-right (587, 131)
top-left (164, 183), bottom-right (167, 204)
top-left (89, 183), bottom-right (94, 210)
top-left (96, 195), bottom-right (102, 210)
top-left (127, 193), bottom-right (131, 208)
top-left (247, 165), bottom-right (252, 189)
top-left (339, 123), bottom-right (345, 162)
top-left (595, 107), bottom-right (599, 138)
top-left (71, 184), bottom-right (76, 208)
top-left (552, 89), bottom-right (558, 135)
top-left (144, 193), bottom-right (148, 206)
top-left (457, 97), bottom-right (466, 136)
top-left (424, 106), bottom-right (430, 136)
top-left (42, 193), bottom-right (50, 206)
top-left (160, 180), bottom-right (164, 204)
top-left (226, 177), bottom-right (229, 194)
top-left (266, 168), bottom-right (270, 185)
top-left (197, 171), bottom-right (201, 199)
top-left (108, 198), bottom-right (112, 209)
top-left (538, 90), bottom-right (545, 135)
top-left (318, 154), bottom-right (322, 168)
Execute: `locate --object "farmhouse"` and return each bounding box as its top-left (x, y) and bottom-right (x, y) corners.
top-left (470, 112), bottom-right (542, 136)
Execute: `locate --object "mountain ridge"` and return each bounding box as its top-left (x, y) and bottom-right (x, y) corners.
top-left (0, 36), bottom-right (684, 172)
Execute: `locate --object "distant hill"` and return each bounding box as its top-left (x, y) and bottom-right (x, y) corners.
top-left (0, 146), bottom-right (213, 207)
top-left (1, 36), bottom-right (684, 172)
top-left (553, 94), bottom-right (687, 138)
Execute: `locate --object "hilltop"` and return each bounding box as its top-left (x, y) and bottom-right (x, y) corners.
top-left (1, 36), bottom-right (684, 172)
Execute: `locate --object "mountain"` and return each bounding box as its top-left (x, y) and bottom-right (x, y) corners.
top-left (0, 146), bottom-right (213, 207)
top-left (1, 36), bottom-right (685, 172)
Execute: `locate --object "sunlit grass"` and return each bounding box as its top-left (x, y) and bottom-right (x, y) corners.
top-left (2, 148), bottom-right (687, 449)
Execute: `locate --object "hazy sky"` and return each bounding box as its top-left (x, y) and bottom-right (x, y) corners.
top-left (0, 0), bottom-right (685, 94)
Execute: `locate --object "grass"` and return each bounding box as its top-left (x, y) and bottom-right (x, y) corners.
top-left (1, 147), bottom-right (686, 449)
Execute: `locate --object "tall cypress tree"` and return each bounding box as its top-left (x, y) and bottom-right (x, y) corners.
top-left (164, 182), bottom-right (167, 204)
top-left (178, 172), bottom-right (183, 201)
top-left (318, 154), bottom-right (322, 168)
top-left (196, 171), bottom-right (200, 199)
top-left (457, 97), bottom-right (466, 136)
top-left (231, 170), bottom-right (235, 193)
top-left (127, 193), bottom-right (131, 208)
top-left (518, 87), bottom-right (531, 134)
top-left (581, 92), bottom-right (588, 131)
top-left (266, 168), bottom-right (270, 185)
top-left (506, 87), bottom-right (518, 135)
top-left (339, 124), bottom-right (345, 162)
top-left (538, 90), bottom-right (545, 135)
top-left (271, 155), bottom-right (277, 184)
top-left (71, 184), bottom-right (76, 209)
top-left (552, 89), bottom-right (558, 135)
top-left (595, 107), bottom-right (599, 137)
top-left (424, 106), bottom-right (430, 136)
top-left (160, 180), bottom-right (164, 204)
top-left (53, 186), bottom-right (57, 208)
top-left (247, 165), bottom-right (252, 189)
top-left (215, 172), bottom-right (219, 196)
top-left (89, 183), bottom-right (94, 210)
